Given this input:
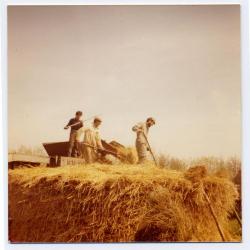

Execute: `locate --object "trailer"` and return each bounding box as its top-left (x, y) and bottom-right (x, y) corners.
top-left (8, 153), bottom-right (50, 169)
top-left (8, 140), bottom-right (126, 169)
top-left (42, 140), bottom-right (125, 166)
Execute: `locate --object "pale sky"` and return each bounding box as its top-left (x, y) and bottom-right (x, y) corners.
top-left (8, 5), bottom-right (241, 158)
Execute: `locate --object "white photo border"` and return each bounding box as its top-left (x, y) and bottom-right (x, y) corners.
top-left (0, 0), bottom-right (249, 250)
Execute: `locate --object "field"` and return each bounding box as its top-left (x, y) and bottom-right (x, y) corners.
top-left (8, 161), bottom-right (241, 243)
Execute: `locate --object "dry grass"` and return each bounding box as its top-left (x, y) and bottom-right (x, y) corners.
top-left (8, 163), bottom-right (240, 243)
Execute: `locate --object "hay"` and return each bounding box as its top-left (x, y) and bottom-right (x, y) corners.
top-left (112, 145), bottom-right (138, 164)
top-left (8, 164), bottom-right (239, 242)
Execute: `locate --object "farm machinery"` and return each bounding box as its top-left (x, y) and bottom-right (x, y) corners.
top-left (8, 140), bottom-right (129, 168)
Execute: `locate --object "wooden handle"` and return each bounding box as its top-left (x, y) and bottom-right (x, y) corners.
top-left (203, 190), bottom-right (226, 241)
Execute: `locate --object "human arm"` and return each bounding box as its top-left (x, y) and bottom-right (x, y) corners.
top-left (64, 119), bottom-right (83, 129)
top-left (132, 123), bottom-right (143, 132)
top-left (64, 119), bottom-right (73, 129)
top-left (70, 120), bottom-right (83, 128)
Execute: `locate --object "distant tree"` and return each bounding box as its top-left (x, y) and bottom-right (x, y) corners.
top-left (32, 146), bottom-right (47, 156)
top-left (18, 145), bottom-right (32, 154)
top-left (158, 154), bottom-right (170, 168)
top-left (9, 145), bottom-right (47, 156)
top-left (158, 154), bottom-right (187, 171)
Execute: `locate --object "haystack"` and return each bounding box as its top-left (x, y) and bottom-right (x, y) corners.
top-left (8, 164), bottom-right (239, 242)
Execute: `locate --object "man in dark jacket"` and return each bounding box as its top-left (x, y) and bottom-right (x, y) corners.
top-left (64, 111), bottom-right (83, 157)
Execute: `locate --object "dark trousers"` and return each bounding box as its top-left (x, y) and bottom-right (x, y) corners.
top-left (68, 130), bottom-right (79, 157)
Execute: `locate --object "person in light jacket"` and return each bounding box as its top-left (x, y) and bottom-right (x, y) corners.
top-left (132, 117), bottom-right (156, 164)
top-left (77, 117), bottom-right (104, 163)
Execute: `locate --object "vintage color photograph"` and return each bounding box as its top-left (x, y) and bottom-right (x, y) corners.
top-left (8, 5), bottom-right (241, 243)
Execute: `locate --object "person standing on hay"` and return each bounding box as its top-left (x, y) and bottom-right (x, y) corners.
top-left (132, 117), bottom-right (156, 164)
top-left (64, 111), bottom-right (83, 157)
top-left (77, 117), bottom-right (104, 163)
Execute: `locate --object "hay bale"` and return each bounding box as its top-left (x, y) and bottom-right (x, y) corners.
top-left (184, 165), bottom-right (208, 182)
top-left (8, 164), bottom-right (239, 242)
top-left (113, 145), bottom-right (138, 164)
